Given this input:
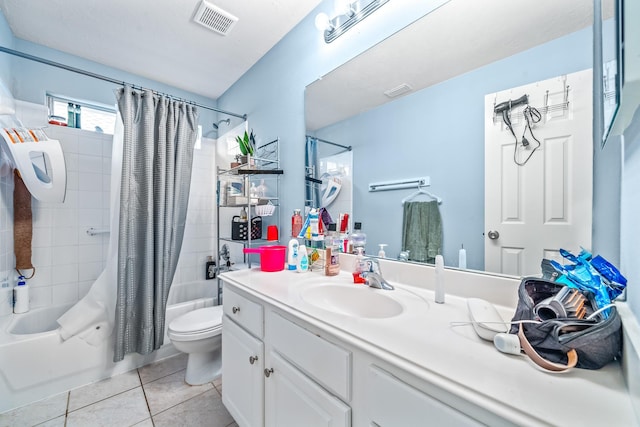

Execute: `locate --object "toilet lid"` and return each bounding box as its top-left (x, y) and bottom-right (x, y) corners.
top-left (169, 306), bottom-right (223, 334)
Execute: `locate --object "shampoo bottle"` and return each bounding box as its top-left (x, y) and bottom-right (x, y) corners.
top-left (297, 244), bottom-right (309, 272)
top-left (13, 275), bottom-right (29, 314)
top-left (288, 238), bottom-right (299, 270)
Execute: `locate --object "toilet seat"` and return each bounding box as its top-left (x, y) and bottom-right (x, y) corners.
top-left (168, 306), bottom-right (223, 341)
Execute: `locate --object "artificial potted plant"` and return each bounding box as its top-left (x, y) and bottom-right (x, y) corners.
top-left (236, 130), bottom-right (256, 167)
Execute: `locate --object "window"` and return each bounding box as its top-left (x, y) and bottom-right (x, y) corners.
top-left (47, 94), bottom-right (117, 135)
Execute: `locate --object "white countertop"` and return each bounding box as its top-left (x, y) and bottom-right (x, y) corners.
top-left (220, 265), bottom-right (635, 426)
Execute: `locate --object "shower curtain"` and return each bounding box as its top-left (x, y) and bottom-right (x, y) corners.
top-left (113, 86), bottom-right (198, 362)
top-left (305, 136), bottom-right (320, 207)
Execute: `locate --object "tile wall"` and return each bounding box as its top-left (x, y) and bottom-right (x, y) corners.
top-left (0, 103), bottom-right (217, 313)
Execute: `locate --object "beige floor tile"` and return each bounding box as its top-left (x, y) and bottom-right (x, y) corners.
top-left (34, 415), bottom-right (65, 426)
top-left (213, 376), bottom-right (223, 395)
top-left (68, 369), bottom-right (141, 411)
top-left (143, 369), bottom-right (213, 415)
top-left (0, 392), bottom-right (68, 427)
top-left (66, 387), bottom-right (149, 427)
top-left (152, 389), bottom-right (234, 427)
top-left (137, 353), bottom-right (188, 384)
top-left (131, 418), bottom-right (154, 427)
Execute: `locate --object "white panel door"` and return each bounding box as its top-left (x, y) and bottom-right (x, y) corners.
top-left (484, 69), bottom-right (593, 276)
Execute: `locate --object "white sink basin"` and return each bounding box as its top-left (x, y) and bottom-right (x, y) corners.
top-left (301, 284), bottom-right (404, 319)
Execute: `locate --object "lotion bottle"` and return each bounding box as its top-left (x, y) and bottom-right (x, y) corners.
top-left (13, 275), bottom-right (29, 314)
top-left (287, 238), bottom-right (299, 270)
top-left (297, 244), bottom-right (309, 272)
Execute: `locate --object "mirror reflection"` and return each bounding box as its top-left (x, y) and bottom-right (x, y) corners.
top-left (305, 0), bottom-right (597, 276)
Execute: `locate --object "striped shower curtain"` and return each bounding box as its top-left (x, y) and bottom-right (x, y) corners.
top-left (113, 86), bottom-right (198, 362)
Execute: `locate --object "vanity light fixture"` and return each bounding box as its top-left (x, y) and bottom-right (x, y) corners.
top-left (315, 0), bottom-right (390, 43)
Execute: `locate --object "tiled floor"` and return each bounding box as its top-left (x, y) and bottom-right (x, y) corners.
top-left (0, 353), bottom-right (237, 427)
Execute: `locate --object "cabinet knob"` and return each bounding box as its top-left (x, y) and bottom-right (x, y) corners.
top-left (264, 368), bottom-right (274, 378)
top-left (232, 306), bottom-right (240, 314)
top-left (249, 356), bottom-right (258, 365)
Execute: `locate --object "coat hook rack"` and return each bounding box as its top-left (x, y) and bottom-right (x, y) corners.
top-left (492, 79), bottom-right (570, 124)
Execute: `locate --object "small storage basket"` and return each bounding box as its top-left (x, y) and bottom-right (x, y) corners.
top-left (255, 203), bottom-right (276, 217)
top-left (232, 216), bottom-right (262, 240)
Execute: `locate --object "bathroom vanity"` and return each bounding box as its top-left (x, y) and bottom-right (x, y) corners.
top-left (220, 260), bottom-right (634, 426)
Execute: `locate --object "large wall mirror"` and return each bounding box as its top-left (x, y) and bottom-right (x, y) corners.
top-left (305, 0), bottom-right (599, 276)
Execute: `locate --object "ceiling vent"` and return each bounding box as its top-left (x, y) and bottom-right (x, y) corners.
top-left (193, 1), bottom-right (238, 36)
top-left (384, 83), bottom-right (413, 98)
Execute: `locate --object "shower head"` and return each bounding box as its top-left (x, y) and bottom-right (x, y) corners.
top-left (212, 118), bottom-right (231, 130)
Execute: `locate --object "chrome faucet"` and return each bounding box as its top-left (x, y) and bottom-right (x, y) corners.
top-left (360, 257), bottom-right (394, 290)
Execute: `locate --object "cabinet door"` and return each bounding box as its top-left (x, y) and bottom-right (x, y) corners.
top-left (366, 365), bottom-right (482, 426)
top-left (222, 315), bottom-right (264, 427)
top-left (265, 351), bottom-right (351, 427)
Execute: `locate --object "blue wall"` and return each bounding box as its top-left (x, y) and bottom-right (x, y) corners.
top-left (314, 26), bottom-right (598, 270)
top-left (217, 0), bottom-right (450, 236)
top-left (219, 1), bottom-right (620, 271)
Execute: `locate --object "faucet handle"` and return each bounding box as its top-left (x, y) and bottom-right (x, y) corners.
top-left (361, 257), bottom-right (380, 274)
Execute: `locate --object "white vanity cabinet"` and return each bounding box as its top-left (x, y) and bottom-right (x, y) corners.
top-left (264, 310), bottom-right (351, 427)
top-left (222, 282), bottom-right (352, 427)
top-left (222, 286), bottom-right (265, 427)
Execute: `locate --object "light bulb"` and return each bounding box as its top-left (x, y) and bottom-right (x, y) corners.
top-left (315, 13), bottom-right (330, 31)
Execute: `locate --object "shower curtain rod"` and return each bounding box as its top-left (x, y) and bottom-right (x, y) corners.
top-left (306, 135), bottom-right (352, 151)
top-left (0, 46), bottom-right (247, 120)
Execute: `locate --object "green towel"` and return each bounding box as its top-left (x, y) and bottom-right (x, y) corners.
top-left (402, 201), bottom-right (442, 264)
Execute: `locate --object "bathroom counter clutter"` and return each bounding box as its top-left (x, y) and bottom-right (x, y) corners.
top-left (219, 267), bottom-right (635, 426)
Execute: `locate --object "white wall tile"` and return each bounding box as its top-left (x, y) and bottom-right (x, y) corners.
top-left (78, 172), bottom-right (103, 192)
top-left (29, 286), bottom-right (52, 309)
top-left (52, 208), bottom-right (79, 227)
top-left (78, 208), bottom-right (103, 227)
top-left (78, 191), bottom-right (103, 209)
top-left (79, 261), bottom-right (103, 282)
top-left (77, 244), bottom-right (103, 264)
top-left (77, 155), bottom-right (103, 174)
top-left (27, 266), bottom-right (52, 287)
top-left (52, 263), bottom-right (78, 285)
top-left (52, 283), bottom-right (79, 305)
top-left (52, 226), bottom-right (79, 246)
top-left (52, 245), bottom-right (79, 266)
top-left (32, 247), bottom-right (53, 267)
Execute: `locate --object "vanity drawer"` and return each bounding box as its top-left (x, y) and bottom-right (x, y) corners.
top-left (366, 365), bottom-right (482, 426)
top-left (266, 310), bottom-right (351, 402)
top-left (223, 284), bottom-right (263, 339)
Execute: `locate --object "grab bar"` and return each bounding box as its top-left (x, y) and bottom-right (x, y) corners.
top-left (86, 228), bottom-right (109, 236)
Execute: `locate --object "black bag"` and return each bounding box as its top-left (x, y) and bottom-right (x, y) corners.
top-left (510, 278), bottom-right (622, 371)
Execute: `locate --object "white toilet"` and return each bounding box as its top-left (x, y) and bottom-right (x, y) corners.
top-left (168, 305), bottom-right (223, 385)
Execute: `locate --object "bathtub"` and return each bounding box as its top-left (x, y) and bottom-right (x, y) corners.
top-left (0, 280), bottom-right (216, 413)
